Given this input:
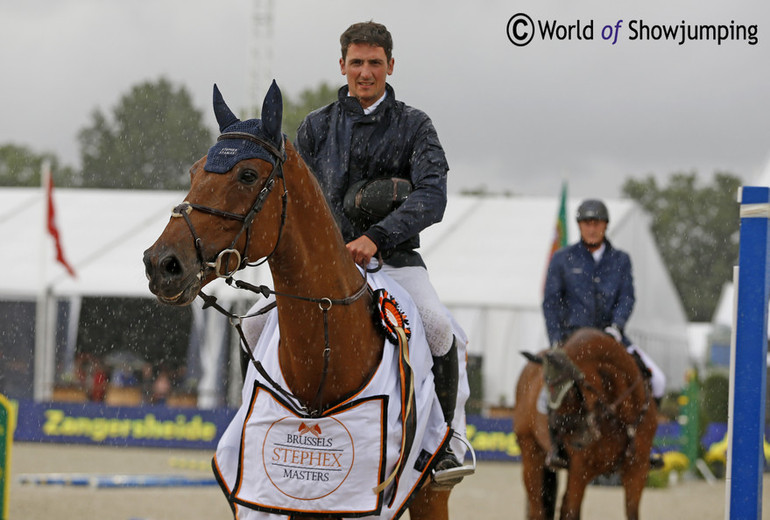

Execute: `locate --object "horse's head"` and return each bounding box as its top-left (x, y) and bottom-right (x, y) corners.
top-left (539, 349), bottom-right (583, 406)
top-left (143, 81), bottom-right (287, 305)
top-left (540, 349), bottom-right (601, 448)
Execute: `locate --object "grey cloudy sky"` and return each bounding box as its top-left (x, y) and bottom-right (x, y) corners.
top-left (2, 0), bottom-right (768, 199)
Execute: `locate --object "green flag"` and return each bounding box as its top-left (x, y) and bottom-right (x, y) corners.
top-left (0, 394), bottom-right (15, 520)
top-left (549, 182), bottom-right (568, 258)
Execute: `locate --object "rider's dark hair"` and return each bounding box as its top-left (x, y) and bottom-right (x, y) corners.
top-left (340, 21), bottom-right (393, 62)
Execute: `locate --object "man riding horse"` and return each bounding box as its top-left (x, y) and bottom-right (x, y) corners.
top-left (241, 21), bottom-right (469, 485)
top-left (297, 20), bottom-right (467, 483)
top-left (542, 198), bottom-right (665, 469)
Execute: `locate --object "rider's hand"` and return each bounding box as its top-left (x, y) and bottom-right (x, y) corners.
top-left (604, 324), bottom-right (623, 343)
top-left (346, 236), bottom-right (378, 267)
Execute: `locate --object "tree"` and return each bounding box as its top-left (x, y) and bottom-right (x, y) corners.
top-left (622, 172), bottom-right (742, 322)
top-left (0, 144), bottom-right (76, 187)
top-left (281, 82), bottom-right (338, 143)
top-left (78, 78), bottom-right (212, 190)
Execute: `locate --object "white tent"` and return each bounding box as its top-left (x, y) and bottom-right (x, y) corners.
top-left (0, 187), bottom-right (268, 405)
top-left (0, 188), bottom-right (690, 408)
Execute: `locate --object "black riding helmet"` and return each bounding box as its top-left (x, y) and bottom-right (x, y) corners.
top-left (576, 199), bottom-right (609, 222)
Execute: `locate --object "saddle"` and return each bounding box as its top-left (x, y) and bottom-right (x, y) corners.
top-left (629, 349), bottom-right (652, 380)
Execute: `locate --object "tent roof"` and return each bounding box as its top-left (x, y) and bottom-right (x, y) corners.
top-left (1, 187), bottom-right (183, 298)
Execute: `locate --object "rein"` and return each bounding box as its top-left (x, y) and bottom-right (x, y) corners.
top-left (199, 273), bottom-right (372, 417)
top-left (569, 367), bottom-right (652, 461)
top-left (547, 344), bottom-right (652, 464)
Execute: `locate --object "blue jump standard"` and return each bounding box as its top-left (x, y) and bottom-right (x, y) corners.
top-left (730, 186), bottom-right (770, 520)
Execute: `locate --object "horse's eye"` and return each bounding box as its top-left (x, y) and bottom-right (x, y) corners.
top-left (238, 169), bottom-right (259, 185)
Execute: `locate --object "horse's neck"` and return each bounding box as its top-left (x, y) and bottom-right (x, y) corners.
top-left (266, 148), bottom-right (381, 406)
top-left (574, 339), bottom-right (643, 404)
top-left (268, 148), bottom-right (364, 302)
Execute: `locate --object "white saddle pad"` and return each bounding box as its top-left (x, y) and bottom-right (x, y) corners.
top-left (213, 269), bottom-right (470, 519)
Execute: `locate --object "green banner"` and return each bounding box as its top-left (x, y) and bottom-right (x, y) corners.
top-left (0, 394), bottom-right (15, 520)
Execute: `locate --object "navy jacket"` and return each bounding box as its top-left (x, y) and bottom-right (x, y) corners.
top-left (295, 84), bottom-right (448, 267)
top-left (542, 239), bottom-right (635, 345)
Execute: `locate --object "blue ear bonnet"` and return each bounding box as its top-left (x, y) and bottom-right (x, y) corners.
top-left (204, 120), bottom-right (276, 173)
top-left (204, 81), bottom-right (283, 174)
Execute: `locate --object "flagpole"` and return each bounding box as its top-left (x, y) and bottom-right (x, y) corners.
top-left (34, 162), bottom-right (53, 402)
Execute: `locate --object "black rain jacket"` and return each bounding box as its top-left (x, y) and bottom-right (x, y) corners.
top-left (295, 84), bottom-right (449, 267)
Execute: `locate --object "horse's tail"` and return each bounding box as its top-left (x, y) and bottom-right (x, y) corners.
top-left (542, 467), bottom-right (557, 520)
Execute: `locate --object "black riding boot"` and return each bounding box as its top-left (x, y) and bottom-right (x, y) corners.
top-left (649, 397), bottom-right (664, 469)
top-left (546, 421), bottom-right (569, 470)
top-left (431, 338), bottom-right (463, 481)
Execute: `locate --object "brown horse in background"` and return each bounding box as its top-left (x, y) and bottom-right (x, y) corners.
top-left (513, 328), bottom-right (657, 520)
top-left (143, 81), bottom-right (453, 519)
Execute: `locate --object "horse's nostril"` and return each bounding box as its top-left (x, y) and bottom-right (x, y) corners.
top-left (143, 253), bottom-right (154, 277)
top-left (161, 255), bottom-right (183, 276)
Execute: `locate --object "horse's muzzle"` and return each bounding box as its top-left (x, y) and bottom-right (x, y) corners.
top-left (143, 246), bottom-right (201, 305)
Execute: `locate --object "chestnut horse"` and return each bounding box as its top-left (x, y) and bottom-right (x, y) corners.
top-left (512, 328), bottom-right (657, 520)
top-left (143, 81), bottom-right (453, 519)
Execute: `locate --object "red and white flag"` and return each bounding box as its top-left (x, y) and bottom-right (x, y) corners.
top-left (44, 166), bottom-right (76, 277)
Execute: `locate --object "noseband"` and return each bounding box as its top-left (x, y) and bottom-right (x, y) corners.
top-left (171, 132), bottom-right (288, 280)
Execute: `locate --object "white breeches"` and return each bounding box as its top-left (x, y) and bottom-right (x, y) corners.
top-left (380, 264), bottom-right (454, 357)
top-left (627, 344), bottom-right (666, 399)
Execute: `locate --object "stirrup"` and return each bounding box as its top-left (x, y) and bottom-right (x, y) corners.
top-left (545, 450), bottom-right (569, 470)
top-left (431, 431), bottom-right (477, 487)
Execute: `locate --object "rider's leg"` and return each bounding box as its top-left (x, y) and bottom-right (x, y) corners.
top-left (626, 344), bottom-right (665, 399)
top-left (431, 337), bottom-right (461, 471)
top-left (545, 420), bottom-right (569, 469)
top-left (380, 265), bottom-right (466, 482)
top-left (379, 265), bottom-right (454, 358)
top-left (626, 344), bottom-right (666, 469)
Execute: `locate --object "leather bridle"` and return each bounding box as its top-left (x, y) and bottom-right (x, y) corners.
top-left (171, 131), bottom-right (288, 281)
top-left (551, 365), bottom-right (651, 460)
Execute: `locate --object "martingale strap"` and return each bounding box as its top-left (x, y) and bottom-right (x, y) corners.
top-left (204, 272), bottom-right (373, 417)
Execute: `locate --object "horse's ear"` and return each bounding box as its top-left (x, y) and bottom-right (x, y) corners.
top-left (521, 351), bottom-right (543, 365)
top-left (261, 80), bottom-right (283, 145)
top-left (213, 84), bottom-right (240, 132)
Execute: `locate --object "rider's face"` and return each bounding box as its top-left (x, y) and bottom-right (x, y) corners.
top-left (340, 43), bottom-right (394, 110)
top-left (578, 219), bottom-right (607, 247)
